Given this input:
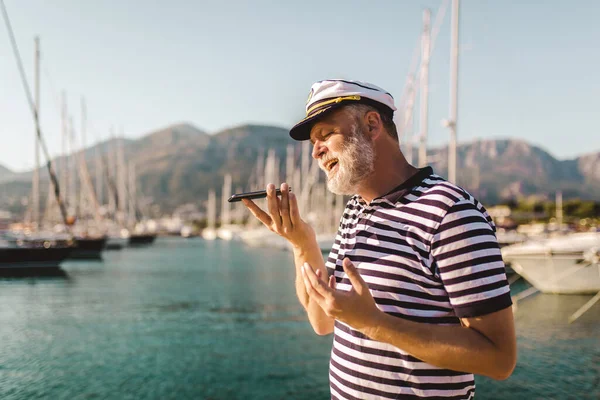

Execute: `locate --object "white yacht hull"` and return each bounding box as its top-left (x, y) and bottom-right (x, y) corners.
top-left (201, 228), bottom-right (217, 241)
top-left (508, 257), bottom-right (600, 294)
top-left (502, 232), bottom-right (600, 294)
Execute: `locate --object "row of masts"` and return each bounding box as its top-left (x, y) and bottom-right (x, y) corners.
top-left (399, 0), bottom-right (459, 183)
top-left (28, 37), bottom-right (139, 235)
top-left (206, 0), bottom-right (461, 243)
top-left (204, 141), bottom-right (344, 243)
top-left (28, 1), bottom-right (460, 236)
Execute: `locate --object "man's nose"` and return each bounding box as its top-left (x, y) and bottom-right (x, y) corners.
top-left (312, 140), bottom-right (326, 160)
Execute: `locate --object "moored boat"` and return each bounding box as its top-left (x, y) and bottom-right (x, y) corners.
top-left (501, 232), bottom-right (600, 294)
top-left (0, 236), bottom-right (73, 274)
top-left (128, 233), bottom-right (156, 246)
top-left (70, 236), bottom-right (107, 260)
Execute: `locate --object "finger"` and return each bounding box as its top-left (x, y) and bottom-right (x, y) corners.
top-left (328, 274), bottom-right (336, 289)
top-left (316, 268), bottom-right (330, 284)
top-left (280, 183), bottom-right (292, 231)
top-left (301, 263), bottom-right (326, 303)
top-left (266, 183), bottom-right (282, 231)
top-left (303, 263), bottom-right (334, 299)
top-left (342, 258), bottom-right (368, 295)
top-left (242, 198), bottom-right (272, 226)
top-left (289, 192), bottom-right (302, 225)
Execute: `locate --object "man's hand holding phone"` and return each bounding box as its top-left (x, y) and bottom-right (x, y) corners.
top-left (241, 182), bottom-right (316, 250)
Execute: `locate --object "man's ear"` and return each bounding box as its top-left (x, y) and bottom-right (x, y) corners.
top-left (365, 111), bottom-right (383, 138)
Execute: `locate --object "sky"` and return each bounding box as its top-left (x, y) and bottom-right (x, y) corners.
top-left (1, 0), bottom-right (598, 172)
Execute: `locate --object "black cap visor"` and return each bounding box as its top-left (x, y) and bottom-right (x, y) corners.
top-left (289, 97), bottom-right (394, 141)
top-left (289, 103), bottom-right (351, 141)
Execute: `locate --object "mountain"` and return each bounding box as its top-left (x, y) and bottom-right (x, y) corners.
top-left (577, 152), bottom-right (600, 184)
top-left (424, 139), bottom-right (600, 203)
top-left (0, 163), bottom-right (16, 184)
top-left (0, 123), bottom-right (598, 218)
top-left (127, 123), bottom-right (294, 210)
top-left (0, 122), bottom-right (295, 215)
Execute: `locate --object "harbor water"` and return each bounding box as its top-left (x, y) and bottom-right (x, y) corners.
top-left (0, 238), bottom-right (598, 399)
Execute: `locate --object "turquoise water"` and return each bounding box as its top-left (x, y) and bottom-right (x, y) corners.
top-left (0, 238), bottom-right (598, 399)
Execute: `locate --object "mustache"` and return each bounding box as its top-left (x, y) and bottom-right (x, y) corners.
top-left (319, 156), bottom-right (338, 170)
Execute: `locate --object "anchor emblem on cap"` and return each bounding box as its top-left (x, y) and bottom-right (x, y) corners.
top-left (306, 88), bottom-right (314, 105)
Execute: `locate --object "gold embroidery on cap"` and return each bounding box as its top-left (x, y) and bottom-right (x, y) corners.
top-left (306, 88), bottom-right (314, 105)
top-left (305, 95), bottom-right (361, 115)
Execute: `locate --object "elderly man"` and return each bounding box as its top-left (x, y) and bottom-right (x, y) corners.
top-left (243, 79), bottom-right (516, 399)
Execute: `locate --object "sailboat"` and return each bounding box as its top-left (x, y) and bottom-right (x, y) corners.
top-left (201, 189), bottom-right (218, 240)
top-left (1, 35), bottom-right (75, 271)
top-left (68, 97), bottom-right (107, 259)
top-left (96, 133), bottom-right (155, 247)
top-left (0, 232), bottom-right (72, 272)
top-left (96, 132), bottom-right (129, 250)
top-left (124, 157), bottom-right (157, 246)
top-left (501, 192), bottom-right (600, 294)
top-left (216, 173), bottom-right (244, 240)
top-left (43, 94), bottom-right (107, 260)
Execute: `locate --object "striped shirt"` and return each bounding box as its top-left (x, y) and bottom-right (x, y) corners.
top-left (325, 167), bottom-right (512, 400)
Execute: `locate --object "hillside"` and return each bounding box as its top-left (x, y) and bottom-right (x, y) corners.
top-left (0, 163), bottom-right (16, 184)
top-left (1, 123), bottom-right (599, 217)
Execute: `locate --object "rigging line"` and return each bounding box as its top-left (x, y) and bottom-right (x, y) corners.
top-left (1, 0), bottom-right (72, 234)
top-left (398, 0), bottom-right (449, 145)
top-left (399, 0), bottom-right (449, 107)
top-left (406, 0), bottom-right (451, 147)
top-left (429, 0), bottom-right (450, 63)
top-left (398, 36), bottom-right (422, 108)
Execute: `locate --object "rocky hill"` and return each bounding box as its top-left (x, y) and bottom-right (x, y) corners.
top-left (0, 164), bottom-right (16, 184)
top-left (1, 123), bottom-right (599, 216)
top-left (425, 139), bottom-right (600, 203)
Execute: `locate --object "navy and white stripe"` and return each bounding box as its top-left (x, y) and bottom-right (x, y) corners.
top-left (325, 167), bottom-right (511, 400)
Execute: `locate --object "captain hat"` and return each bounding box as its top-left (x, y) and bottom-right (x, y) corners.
top-left (289, 79), bottom-right (397, 141)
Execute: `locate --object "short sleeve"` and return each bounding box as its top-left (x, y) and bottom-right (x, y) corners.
top-left (325, 230), bottom-right (343, 278)
top-left (325, 200), bottom-right (354, 279)
top-left (431, 199), bottom-right (512, 318)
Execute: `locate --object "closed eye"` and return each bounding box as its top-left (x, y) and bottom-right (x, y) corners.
top-left (310, 130), bottom-right (334, 144)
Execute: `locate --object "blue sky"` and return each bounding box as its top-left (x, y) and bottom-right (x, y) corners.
top-left (1, 0), bottom-right (598, 171)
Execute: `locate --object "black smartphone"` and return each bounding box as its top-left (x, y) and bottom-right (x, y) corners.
top-left (228, 188), bottom-right (292, 202)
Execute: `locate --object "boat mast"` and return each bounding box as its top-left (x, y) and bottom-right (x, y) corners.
top-left (32, 36), bottom-right (41, 232)
top-left (221, 173), bottom-right (232, 226)
top-left (128, 161), bottom-right (136, 228)
top-left (402, 73), bottom-right (417, 165)
top-left (285, 144), bottom-right (294, 185)
top-left (447, 0), bottom-right (460, 183)
top-left (207, 189), bottom-right (216, 231)
top-left (117, 129), bottom-right (128, 226)
top-left (107, 128), bottom-right (117, 218)
top-left (79, 97), bottom-right (102, 225)
top-left (556, 191), bottom-right (563, 228)
top-left (1, 1), bottom-right (71, 234)
top-left (61, 92), bottom-right (68, 213)
top-left (69, 115), bottom-right (77, 218)
top-left (95, 133), bottom-right (103, 207)
top-left (418, 8), bottom-right (431, 168)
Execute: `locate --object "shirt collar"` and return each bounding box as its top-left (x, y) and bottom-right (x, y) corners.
top-left (353, 166), bottom-right (434, 207)
top-left (381, 166), bottom-right (433, 204)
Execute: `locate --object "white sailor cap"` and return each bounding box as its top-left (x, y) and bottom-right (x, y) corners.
top-left (289, 79), bottom-right (397, 141)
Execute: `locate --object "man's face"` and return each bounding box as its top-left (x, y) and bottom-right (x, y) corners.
top-left (309, 108), bottom-right (375, 195)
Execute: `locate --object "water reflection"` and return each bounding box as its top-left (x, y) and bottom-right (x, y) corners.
top-left (0, 268), bottom-right (70, 280)
top-left (0, 238), bottom-right (596, 399)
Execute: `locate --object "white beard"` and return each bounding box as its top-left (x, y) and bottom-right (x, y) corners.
top-left (323, 124), bottom-right (375, 195)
